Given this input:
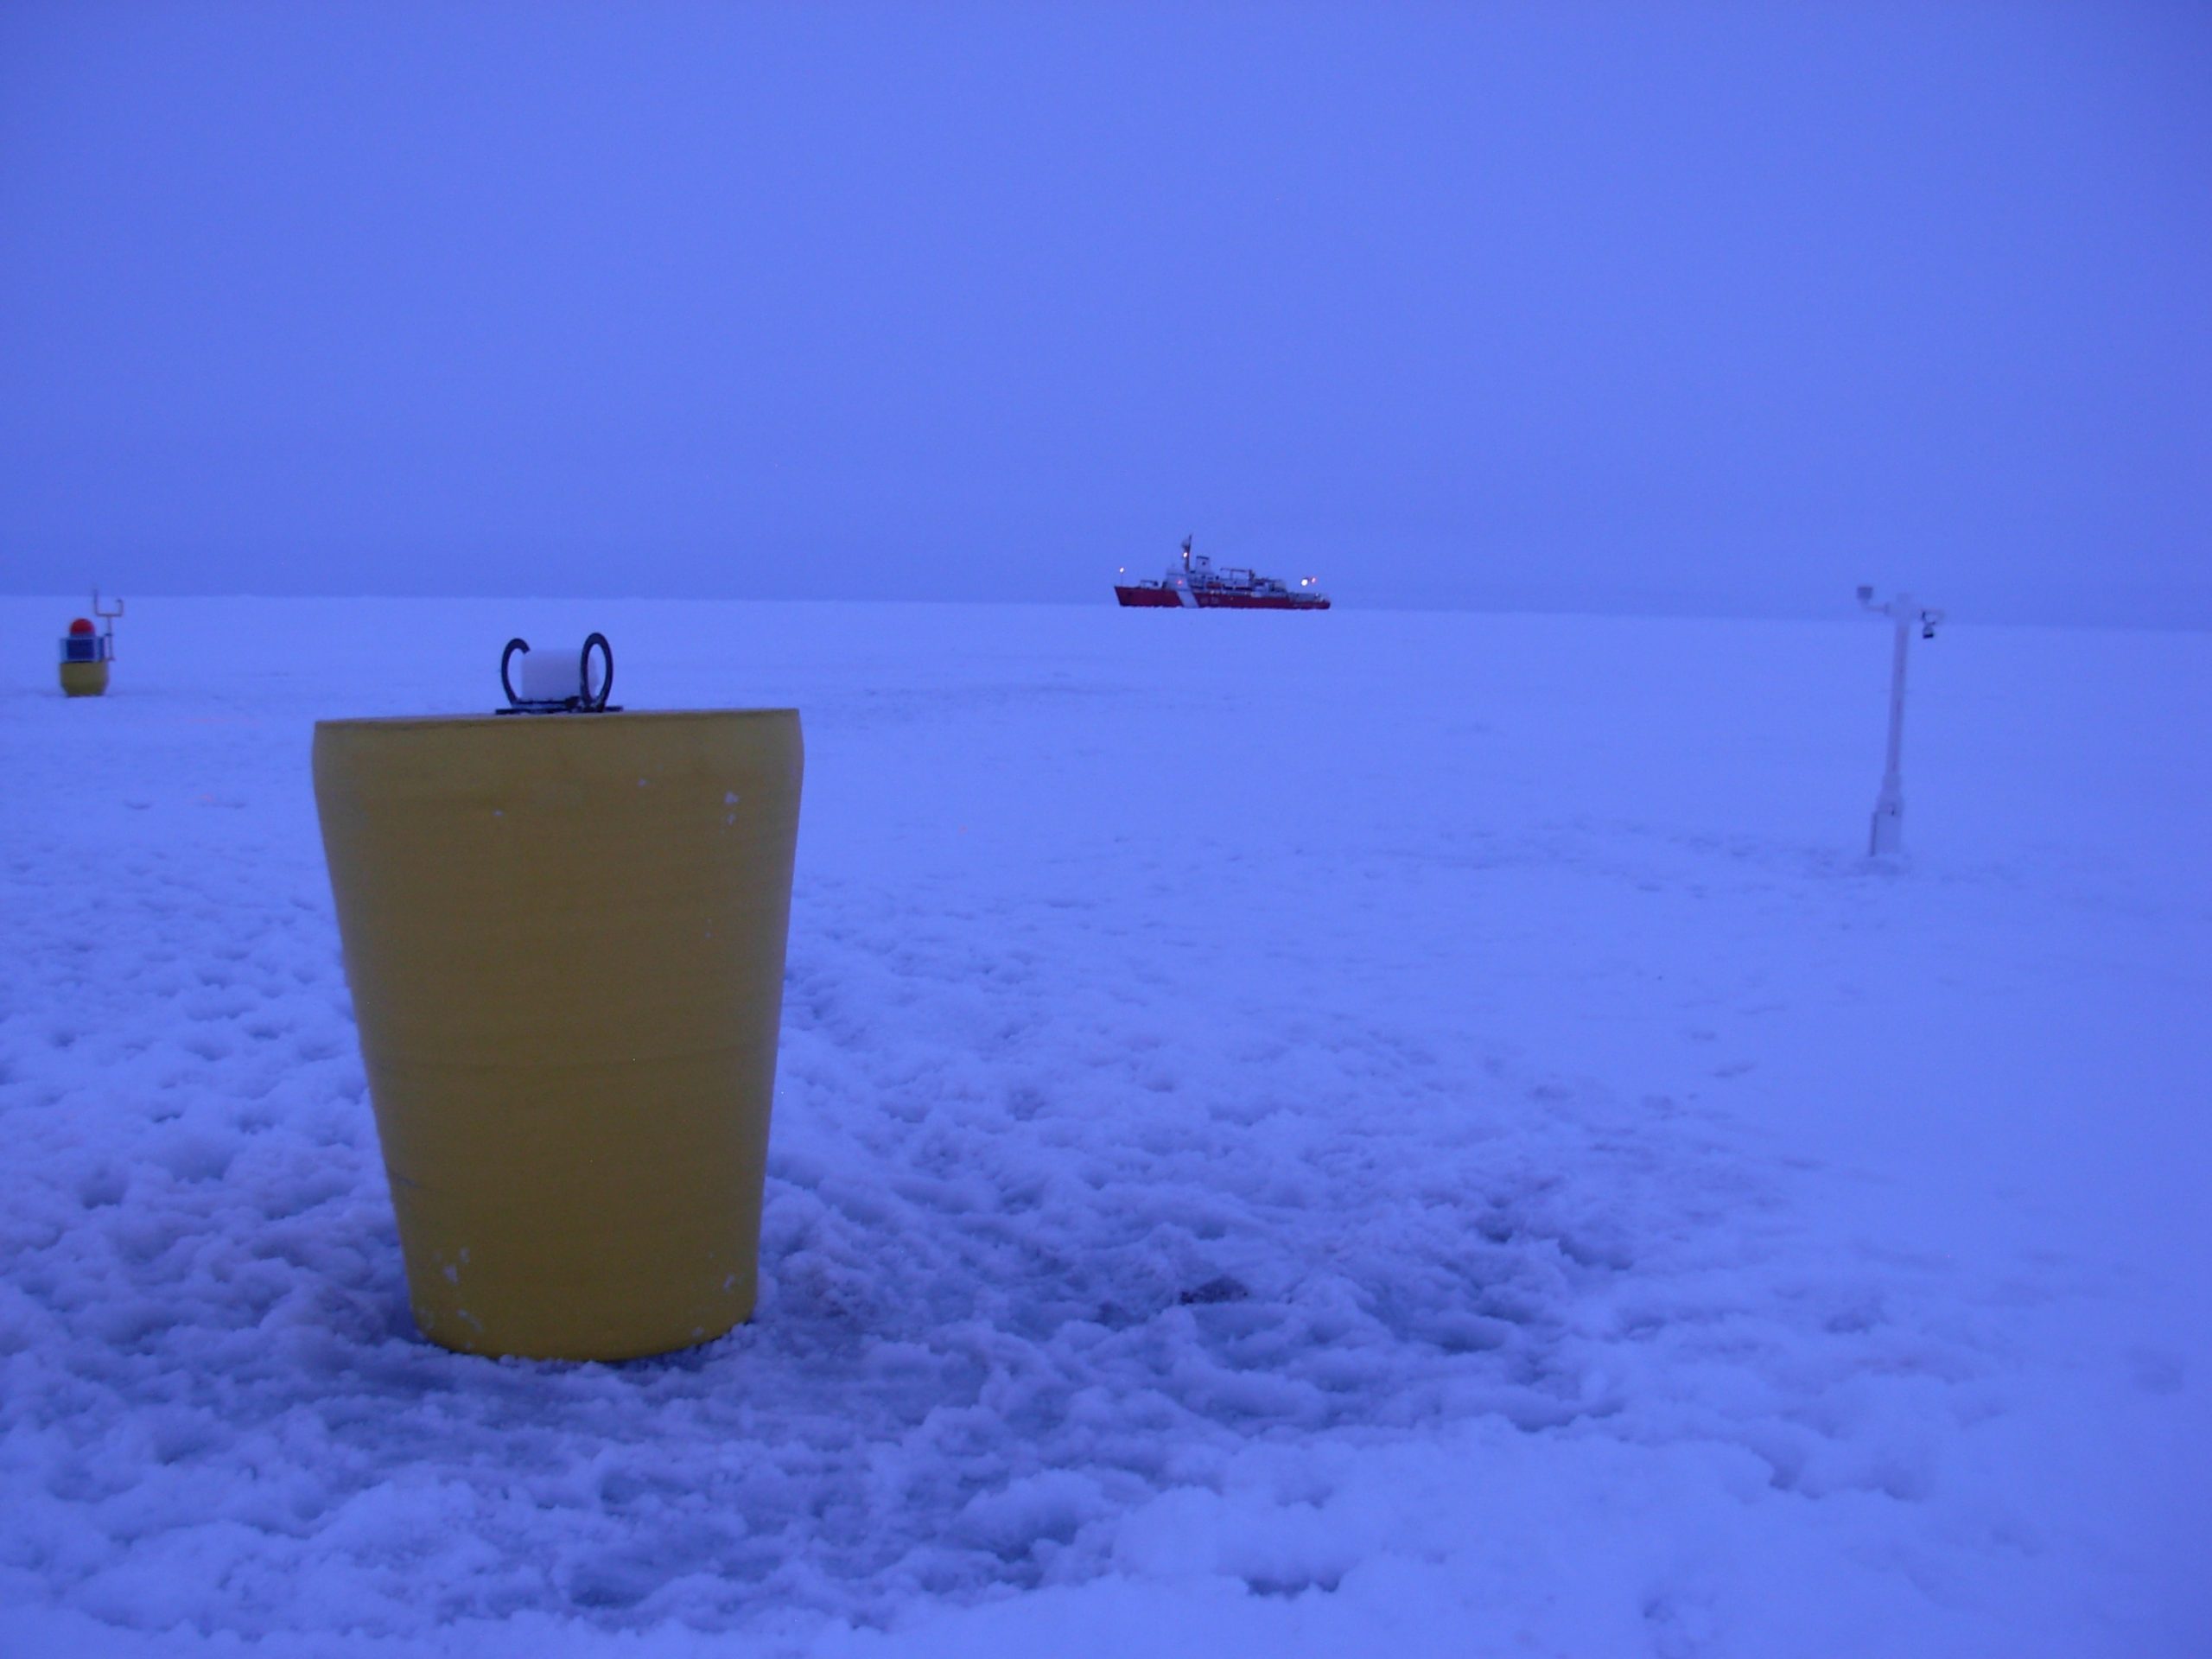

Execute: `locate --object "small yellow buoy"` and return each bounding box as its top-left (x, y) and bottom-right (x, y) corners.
top-left (59, 618), bottom-right (108, 696)
top-left (58, 594), bottom-right (122, 696)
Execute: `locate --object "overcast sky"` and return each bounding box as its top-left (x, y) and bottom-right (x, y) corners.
top-left (3, 3), bottom-right (2206, 620)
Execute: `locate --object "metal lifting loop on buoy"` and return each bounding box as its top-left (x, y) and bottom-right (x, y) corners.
top-left (582, 632), bottom-right (613, 710)
top-left (499, 632), bottom-right (621, 715)
top-left (499, 637), bottom-right (529, 708)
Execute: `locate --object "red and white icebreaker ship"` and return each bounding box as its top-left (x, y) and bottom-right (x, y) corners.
top-left (1115, 538), bottom-right (1330, 610)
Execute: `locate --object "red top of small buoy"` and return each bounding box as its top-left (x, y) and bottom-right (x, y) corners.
top-left (68, 618), bottom-right (94, 634)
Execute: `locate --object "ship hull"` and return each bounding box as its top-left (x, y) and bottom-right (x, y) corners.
top-left (1192, 593), bottom-right (1330, 610)
top-left (1115, 585), bottom-right (1186, 607)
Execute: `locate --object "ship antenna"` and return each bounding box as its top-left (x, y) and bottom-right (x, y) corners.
top-left (1181, 535), bottom-right (1192, 569)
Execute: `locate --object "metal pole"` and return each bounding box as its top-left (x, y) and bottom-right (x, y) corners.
top-left (1858, 586), bottom-right (1941, 856)
top-left (1869, 601), bottom-right (1910, 855)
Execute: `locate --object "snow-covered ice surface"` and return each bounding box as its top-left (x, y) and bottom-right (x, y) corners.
top-left (2, 598), bottom-right (2207, 1657)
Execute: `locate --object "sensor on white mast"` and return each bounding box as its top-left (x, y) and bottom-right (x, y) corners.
top-left (1857, 586), bottom-right (1943, 856)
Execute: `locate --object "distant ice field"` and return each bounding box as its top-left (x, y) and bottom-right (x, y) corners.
top-left (2, 598), bottom-right (2207, 1657)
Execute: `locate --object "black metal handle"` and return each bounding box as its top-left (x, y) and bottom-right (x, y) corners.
top-left (582, 632), bottom-right (613, 711)
top-left (500, 638), bottom-right (530, 707)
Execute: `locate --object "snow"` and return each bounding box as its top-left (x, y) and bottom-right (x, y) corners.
top-left (2, 597), bottom-right (2206, 1656)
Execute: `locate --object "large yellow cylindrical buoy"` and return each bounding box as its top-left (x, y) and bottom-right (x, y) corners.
top-left (313, 709), bottom-right (804, 1361)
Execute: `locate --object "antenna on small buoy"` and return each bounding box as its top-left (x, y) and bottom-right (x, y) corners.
top-left (92, 589), bottom-right (124, 659)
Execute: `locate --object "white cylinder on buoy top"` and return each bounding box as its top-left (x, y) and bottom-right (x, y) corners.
top-left (518, 642), bottom-right (604, 704)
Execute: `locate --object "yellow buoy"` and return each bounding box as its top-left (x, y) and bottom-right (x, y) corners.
top-left (59, 600), bottom-right (119, 696)
top-left (313, 708), bottom-right (804, 1361)
top-left (60, 659), bottom-right (111, 697)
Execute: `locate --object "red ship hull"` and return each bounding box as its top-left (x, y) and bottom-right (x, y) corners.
top-left (1114, 587), bottom-right (1330, 609)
